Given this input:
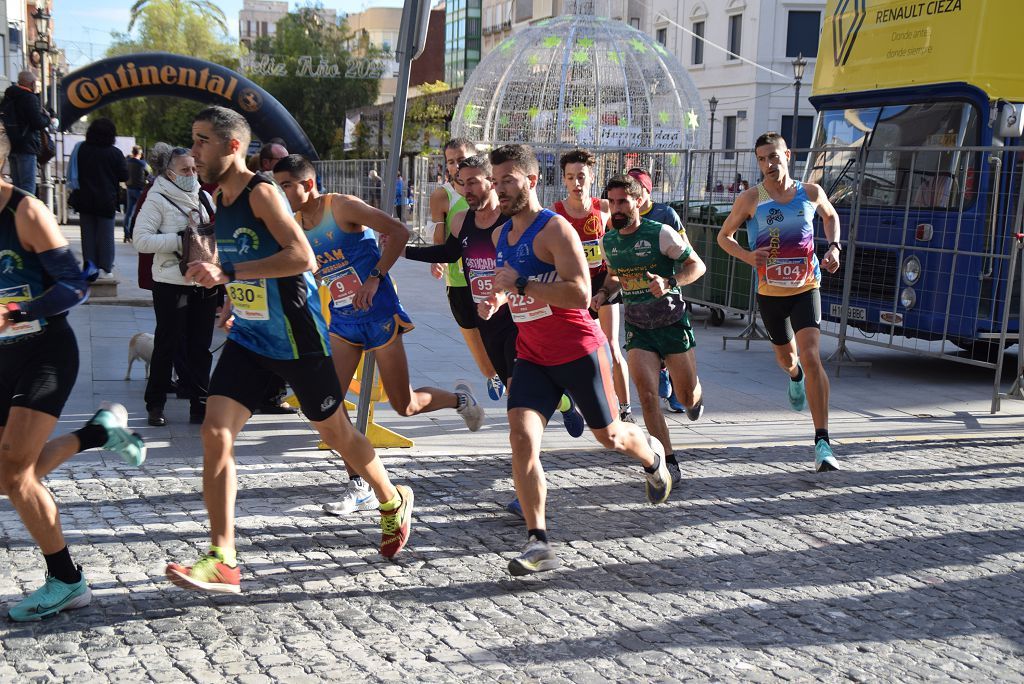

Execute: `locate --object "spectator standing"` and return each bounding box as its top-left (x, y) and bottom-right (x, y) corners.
top-left (76, 118), bottom-right (128, 279)
top-left (125, 145), bottom-right (149, 225)
top-left (0, 71), bottom-right (51, 195)
top-left (395, 171), bottom-right (406, 219)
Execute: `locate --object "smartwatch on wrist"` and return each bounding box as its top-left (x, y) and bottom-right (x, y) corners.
top-left (5, 302), bottom-right (28, 323)
top-left (222, 262), bottom-right (236, 282)
top-left (666, 276), bottom-right (678, 289)
top-left (369, 267), bottom-right (385, 280)
top-left (828, 241), bottom-right (842, 253)
top-left (515, 275), bottom-right (529, 296)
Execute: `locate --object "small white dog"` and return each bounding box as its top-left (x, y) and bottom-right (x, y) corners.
top-left (126, 332), bottom-right (155, 380)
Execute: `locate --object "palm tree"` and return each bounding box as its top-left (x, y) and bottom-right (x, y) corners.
top-left (127, 0), bottom-right (229, 35)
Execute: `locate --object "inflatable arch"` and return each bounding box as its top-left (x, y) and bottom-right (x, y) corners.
top-left (58, 52), bottom-right (318, 160)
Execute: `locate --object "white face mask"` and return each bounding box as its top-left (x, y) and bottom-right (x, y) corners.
top-left (169, 172), bottom-right (199, 193)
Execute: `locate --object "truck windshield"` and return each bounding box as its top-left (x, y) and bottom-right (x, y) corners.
top-left (805, 102), bottom-right (978, 210)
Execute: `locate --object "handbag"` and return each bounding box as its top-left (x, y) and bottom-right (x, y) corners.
top-left (158, 191), bottom-right (218, 276)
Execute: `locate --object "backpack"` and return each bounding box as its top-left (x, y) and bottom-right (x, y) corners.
top-left (0, 96), bottom-right (26, 146)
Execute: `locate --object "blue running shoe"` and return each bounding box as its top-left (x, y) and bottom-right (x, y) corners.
top-left (560, 395), bottom-right (585, 438)
top-left (815, 440), bottom-right (840, 472)
top-left (506, 498), bottom-right (524, 519)
top-left (8, 568), bottom-right (91, 622)
top-left (486, 375), bottom-right (505, 401)
top-left (658, 368), bottom-right (670, 399)
top-left (788, 370), bottom-right (806, 412)
top-left (665, 392), bottom-right (685, 413)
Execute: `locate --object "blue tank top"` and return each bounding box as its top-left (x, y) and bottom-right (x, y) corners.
top-left (0, 188), bottom-right (57, 344)
top-left (303, 194), bottom-right (404, 323)
top-left (745, 182), bottom-right (821, 297)
top-left (216, 175), bottom-right (329, 360)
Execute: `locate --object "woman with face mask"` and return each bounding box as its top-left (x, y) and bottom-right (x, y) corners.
top-left (132, 145), bottom-right (220, 427)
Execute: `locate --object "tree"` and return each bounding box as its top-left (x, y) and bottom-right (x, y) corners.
top-left (127, 0), bottom-right (228, 35)
top-left (248, 6), bottom-right (379, 157)
top-left (99, 0), bottom-right (240, 147)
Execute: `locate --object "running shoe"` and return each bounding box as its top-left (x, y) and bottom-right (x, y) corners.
top-left (380, 484), bottom-right (414, 558)
top-left (89, 402), bottom-right (147, 466)
top-left (454, 381), bottom-right (485, 431)
top-left (619, 410), bottom-right (636, 424)
top-left (486, 375), bottom-right (505, 401)
top-left (506, 498), bottom-right (524, 519)
top-left (667, 460), bottom-right (682, 487)
top-left (788, 368), bottom-right (806, 412)
top-left (644, 435), bottom-right (672, 504)
top-left (815, 439), bottom-right (840, 472)
top-left (658, 368), bottom-right (670, 399)
top-left (323, 478), bottom-right (377, 516)
top-left (508, 536), bottom-right (560, 576)
top-left (8, 568), bottom-right (91, 622)
top-left (664, 393), bottom-right (685, 413)
top-left (561, 395), bottom-right (585, 438)
top-left (685, 399), bottom-right (704, 422)
top-left (165, 553), bottom-right (241, 594)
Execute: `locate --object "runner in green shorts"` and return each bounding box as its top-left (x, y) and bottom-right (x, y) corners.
top-left (598, 174), bottom-right (707, 485)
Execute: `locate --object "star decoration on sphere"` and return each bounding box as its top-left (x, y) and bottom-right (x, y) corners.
top-left (669, 153), bottom-right (680, 166)
top-left (654, 43), bottom-right (669, 56)
top-left (528, 106), bottom-right (540, 121)
top-left (606, 51), bottom-right (620, 65)
top-left (543, 36), bottom-right (562, 49)
top-left (629, 38), bottom-right (647, 53)
top-left (572, 49), bottom-right (590, 63)
top-left (528, 53), bottom-right (541, 66)
top-left (462, 105), bottom-right (479, 125)
top-left (685, 109), bottom-right (699, 129)
top-left (499, 39), bottom-right (516, 53)
top-left (577, 38), bottom-right (594, 49)
top-left (658, 111), bottom-right (671, 125)
top-left (569, 105), bottom-right (590, 131)
top-left (499, 114), bottom-right (510, 127)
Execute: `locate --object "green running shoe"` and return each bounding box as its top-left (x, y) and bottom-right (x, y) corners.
top-left (89, 402), bottom-right (147, 467)
top-left (8, 568), bottom-right (91, 621)
top-left (788, 369), bottom-right (806, 412)
top-left (815, 439), bottom-right (840, 472)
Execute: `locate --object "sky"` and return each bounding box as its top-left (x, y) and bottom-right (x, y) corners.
top-left (53, 0), bottom-right (405, 70)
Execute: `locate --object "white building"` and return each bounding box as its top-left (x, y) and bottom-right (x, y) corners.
top-left (643, 0), bottom-right (824, 153)
top-left (239, 0), bottom-right (338, 46)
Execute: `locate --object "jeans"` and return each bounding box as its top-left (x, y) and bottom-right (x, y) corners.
top-left (145, 281), bottom-right (220, 414)
top-left (125, 188), bottom-right (142, 233)
top-left (9, 153), bottom-right (37, 196)
top-left (79, 213), bottom-right (116, 272)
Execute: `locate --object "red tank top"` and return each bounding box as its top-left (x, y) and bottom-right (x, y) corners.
top-left (553, 198), bottom-right (607, 277)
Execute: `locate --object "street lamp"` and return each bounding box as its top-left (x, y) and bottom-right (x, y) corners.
top-left (31, 2), bottom-right (54, 211)
top-left (790, 52), bottom-right (807, 151)
top-left (706, 95), bottom-right (718, 198)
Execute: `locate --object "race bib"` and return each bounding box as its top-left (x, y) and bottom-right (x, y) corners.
top-left (0, 285), bottom-right (41, 339)
top-left (227, 279), bottom-right (270, 321)
top-left (508, 292), bottom-right (552, 323)
top-left (581, 239), bottom-right (603, 266)
top-left (765, 257), bottom-right (810, 288)
top-left (324, 267), bottom-right (363, 309)
top-left (469, 268), bottom-right (496, 303)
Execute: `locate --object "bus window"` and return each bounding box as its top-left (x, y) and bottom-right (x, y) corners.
top-left (808, 102), bottom-right (979, 210)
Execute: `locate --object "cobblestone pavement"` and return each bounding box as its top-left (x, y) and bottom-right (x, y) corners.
top-left (2, 426), bottom-right (1023, 682)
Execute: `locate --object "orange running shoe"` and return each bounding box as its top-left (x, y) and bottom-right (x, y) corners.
top-left (166, 553), bottom-right (241, 594)
top-left (380, 484), bottom-right (414, 558)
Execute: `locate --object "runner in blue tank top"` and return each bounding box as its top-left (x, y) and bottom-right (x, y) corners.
top-left (717, 132), bottom-right (843, 472)
top-left (167, 107), bottom-right (415, 596)
top-left (273, 155), bottom-right (484, 517)
top-left (0, 160), bottom-right (146, 621)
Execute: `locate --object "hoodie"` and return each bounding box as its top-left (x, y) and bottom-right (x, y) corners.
top-left (0, 84), bottom-right (50, 155)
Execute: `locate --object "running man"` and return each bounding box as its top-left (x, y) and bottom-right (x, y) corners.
top-left (1, 126), bottom-right (146, 620)
top-left (479, 144), bottom-right (672, 576)
top-left (429, 137), bottom-right (503, 400)
top-left (717, 131), bottom-right (842, 472)
top-left (272, 154), bottom-right (484, 516)
top-left (553, 149), bottom-right (633, 424)
top-left (600, 175), bottom-right (707, 486)
top-left (627, 167), bottom-right (688, 413)
top-left (166, 107), bottom-right (413, 594)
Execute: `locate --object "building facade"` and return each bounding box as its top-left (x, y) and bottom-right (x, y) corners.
top-left (239, 0), bottom-right (337, 46)
top-left (444, 0), bottom-right (481, 88)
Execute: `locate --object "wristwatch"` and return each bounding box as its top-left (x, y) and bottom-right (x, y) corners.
top-left (5, 302), bottom-right (28, 323)
top-left (369, 267), bottom-right (385, 280)
top-left (515, 275), bottom-right (529, 296)
top-left (666, 276), bottom-right (678, 289)
top-left (222, 261), bottom-right (237, 282)
top-left (828, 241), bottom-right (842, 252)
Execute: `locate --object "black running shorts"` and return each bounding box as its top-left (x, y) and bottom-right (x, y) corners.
top-left (757, 288), bottom-right (822, 346)
top-left (0, 319), bottom-right (78, 424)
top-left (446, 285), bottom-right (478, 330)
top-left (209, 340), bottom-right (343, 422)
top-left (507, 343), bottom-right (617, 430)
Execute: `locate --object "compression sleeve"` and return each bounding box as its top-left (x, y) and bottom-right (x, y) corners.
top-left (20, 246), bottom-right (90, 320)
top-left (405, 231), bottom-right (463, 264)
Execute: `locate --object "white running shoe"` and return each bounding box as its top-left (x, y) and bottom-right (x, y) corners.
top-left (454, 380), bottom-right (485, 431)
top-left (323, 478), bottom-right (377, 516)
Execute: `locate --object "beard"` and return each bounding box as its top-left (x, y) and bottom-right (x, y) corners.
top-left (611, 212), bottom-right (631, 229)
top-left (502, 187), bottom-right (530, 216)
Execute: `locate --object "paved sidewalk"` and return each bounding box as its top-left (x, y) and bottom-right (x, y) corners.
top-left (0, 229), bottom-right (1022, 682)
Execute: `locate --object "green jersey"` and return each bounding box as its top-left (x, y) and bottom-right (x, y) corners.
top-left (602, 217), bottom-right (693, 329)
